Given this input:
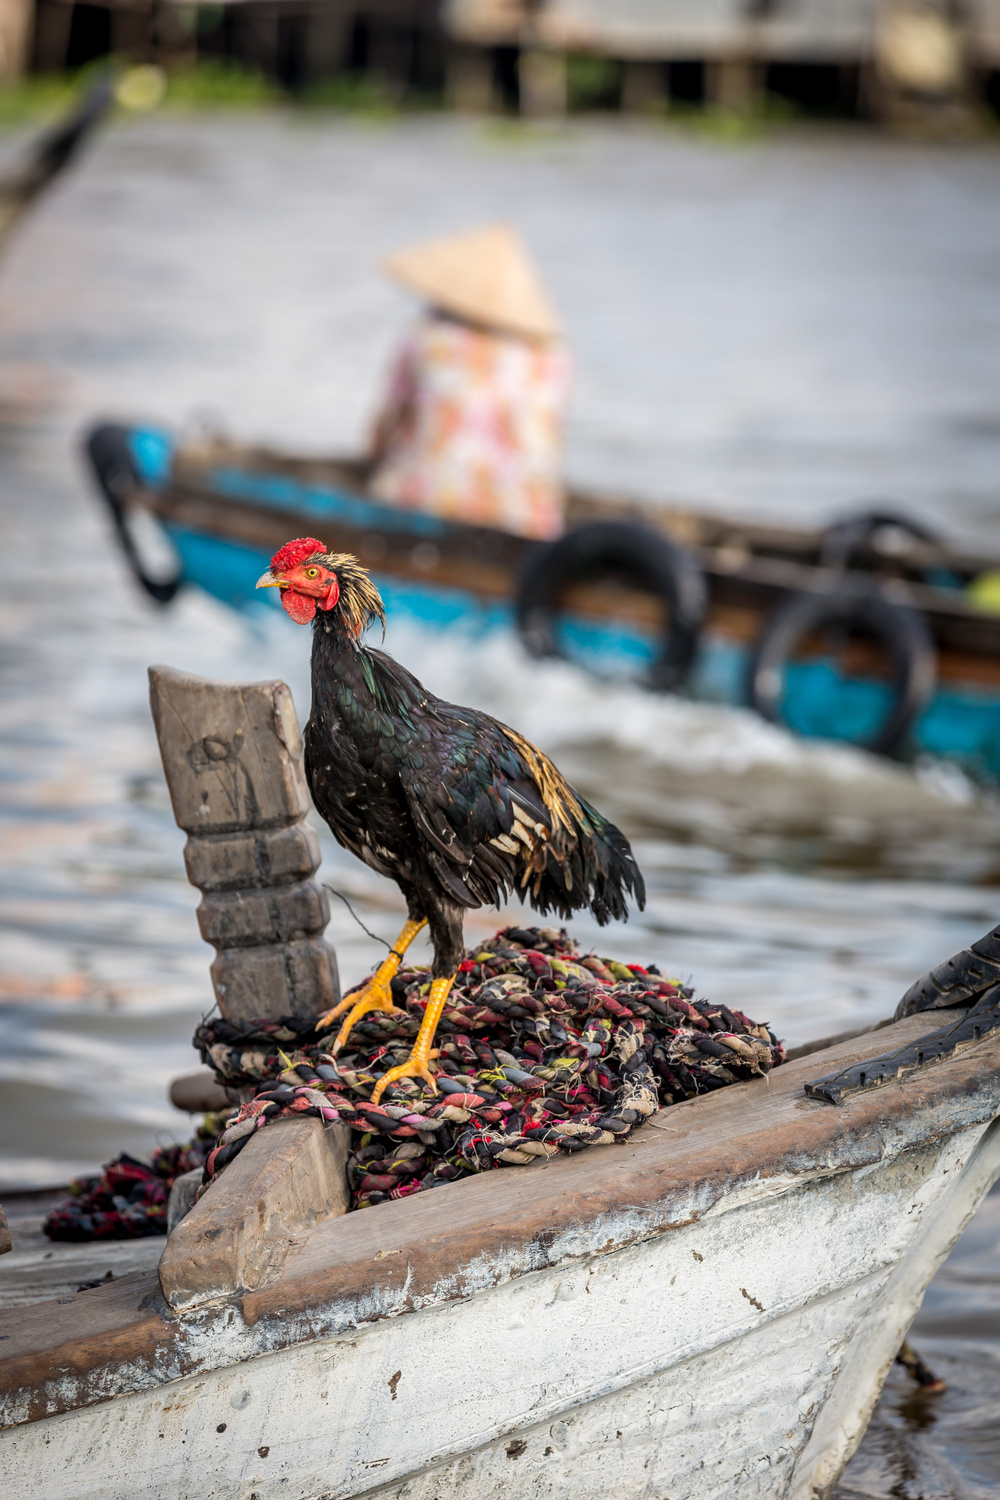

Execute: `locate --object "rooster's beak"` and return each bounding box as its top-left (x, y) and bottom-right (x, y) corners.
top-left (256, 570), bottom-right (286, 590)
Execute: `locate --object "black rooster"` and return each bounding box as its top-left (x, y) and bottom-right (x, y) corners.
top-left (258, 537), bottom-right (645, 1103)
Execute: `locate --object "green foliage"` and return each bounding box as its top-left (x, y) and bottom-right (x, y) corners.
top-left (566, 53), bottom-right (621, 112)
top-left (164, 59), bottom-right (279, 110)
top-left (475, 117), bottom-right (571, 150)
top-left (0, 72), bottom-right (91, 128)
top-left (0, 60), bottom-right (446, 126)
top-left (662, 92), bottom-right (801, 145)
top-left (0, 60), bottom-right (279, 126)
top-left (688, 104), bottom-right (766, 143)
top-left (298, 73), bottom-right (400, 119)
top-left (175, 5), bottom-right (226, 39)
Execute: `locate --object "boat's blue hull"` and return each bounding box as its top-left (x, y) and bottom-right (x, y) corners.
top-left (127, 426), bottom-right (1000, 778)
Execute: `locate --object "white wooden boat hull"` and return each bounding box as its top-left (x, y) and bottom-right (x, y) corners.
top-left (3, 1013), bottom-right (999, 1500)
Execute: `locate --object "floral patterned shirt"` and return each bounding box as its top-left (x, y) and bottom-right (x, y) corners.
top-left (370, 315), bottom-right (571, 541)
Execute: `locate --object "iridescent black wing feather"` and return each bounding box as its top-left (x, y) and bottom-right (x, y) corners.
top-left (351, 650), bottom-right (645, 924)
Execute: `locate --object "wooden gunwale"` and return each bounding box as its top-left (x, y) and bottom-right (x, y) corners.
top-left (172, 442), bottom-right (999, 579)
top-left (145, 448), bottom-right (1000, 689)
top-left (2, 1007), bottom-right (998, 1433)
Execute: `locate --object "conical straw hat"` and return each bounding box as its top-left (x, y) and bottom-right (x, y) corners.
top-left (383, 222), bottom-right (561, 342)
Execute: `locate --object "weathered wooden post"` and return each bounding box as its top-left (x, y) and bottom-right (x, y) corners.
top-left (0, 0), bottom-right (31, 80)
top-left (149, 666), bottom-right (350, 1311)
top-left (148, 665), bottom-right (339, 1020)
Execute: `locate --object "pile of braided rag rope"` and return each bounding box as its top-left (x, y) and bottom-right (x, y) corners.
top-left (42, 927), bottom-right (783, 1238)
top-left (43, 1119), bottom-right (224, 1242)
top-left (195, 925), bottom-right (784, 1212)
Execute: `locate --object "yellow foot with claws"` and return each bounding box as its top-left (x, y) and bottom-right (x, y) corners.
top-left (322, 974), bottom-right (399, 1056)
top-left (314, 917), bottom-right (426, 1054)
top-left (370, 972), bottom-right (456, 1105)
top-left (371, 1048), bottom-right (440, 1105)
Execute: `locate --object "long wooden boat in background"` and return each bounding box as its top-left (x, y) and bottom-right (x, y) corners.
top-left (3, 665), bottom-right (1000, 1500)
top-left (0, 74), bottom-right (113, 254)
top-left (86, 421), bottom-right (1000, 773)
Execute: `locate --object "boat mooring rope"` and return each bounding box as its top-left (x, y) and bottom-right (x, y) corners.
top-left (196, 926), bottom-right (784, 1211)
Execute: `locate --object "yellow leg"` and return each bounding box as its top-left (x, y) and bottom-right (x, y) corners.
top-left (370, 973), bottom-right (455, 1104)
top-left (315, 917), bottom-right (426, 1054)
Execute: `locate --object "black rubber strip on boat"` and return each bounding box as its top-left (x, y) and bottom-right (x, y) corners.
top-left (895, 919), bottom-right (1000, 1018)
top-left (804, 987), bottom-right (1000, 1105)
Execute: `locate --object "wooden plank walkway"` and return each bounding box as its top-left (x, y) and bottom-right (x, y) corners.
top-left (0, 1193), bottom-right (163, 1311)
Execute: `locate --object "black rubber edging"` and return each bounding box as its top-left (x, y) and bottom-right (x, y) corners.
top-left (515, 520), bottom-right (707, 693)
top-left (85, 422), bottom-right (181, 605)
top-left (820, 509), bottom-right (940, 571)
top-left (747, 584), bottom-right (937, 757)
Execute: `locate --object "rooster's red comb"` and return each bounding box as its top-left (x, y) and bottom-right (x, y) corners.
top-left (270, 538), bottom-right (327, 574)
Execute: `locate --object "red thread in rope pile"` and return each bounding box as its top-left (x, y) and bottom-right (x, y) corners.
top-left (40, 928), bottom-right (785, 1240)
top-left (42, 1120), bottom-right (225, 1242)
top-left (194, 926), bottom-right (785, 1214)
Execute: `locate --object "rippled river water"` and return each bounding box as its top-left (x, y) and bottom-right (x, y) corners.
top-left (1, 111), bottom-right (1000, 1494)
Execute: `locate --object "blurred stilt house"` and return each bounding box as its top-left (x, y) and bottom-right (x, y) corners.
top-left (446, 1), bottom-right (1000, 122)
top-left (12, 0), bottom-right (1000, 126)
top-left (29, 0), bottom-right (447, 92)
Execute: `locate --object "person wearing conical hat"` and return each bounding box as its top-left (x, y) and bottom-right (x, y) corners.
top-left (369, 223), bottom-right (570, 541)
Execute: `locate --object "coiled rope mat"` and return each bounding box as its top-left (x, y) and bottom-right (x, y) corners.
top-left (196, 926), bottom-right (784, 1212)
top-left (43, 926), bottom-right (783, 1239)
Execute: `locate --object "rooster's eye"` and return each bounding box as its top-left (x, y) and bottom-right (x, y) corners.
top-left (305, 567), bottom-right (319, 578)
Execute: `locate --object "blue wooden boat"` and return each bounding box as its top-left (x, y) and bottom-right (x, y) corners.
top-left (85, 420), bottom-right (1000, 776)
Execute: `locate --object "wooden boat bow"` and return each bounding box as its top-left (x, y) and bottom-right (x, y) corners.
top-left (1, 1006), bottom-right (997, 1430)
top-left (5, 667), bottom-right (1000, 1499)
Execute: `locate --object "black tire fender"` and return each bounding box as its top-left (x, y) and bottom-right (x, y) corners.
top-left (85, 423), bottom-right (181, 605)
top-left (516, 520), bottom-right (706, 692)
top-left (820, 509), bottom-right (940, 571)
top-left (747, 584), bottom-right (937, 756)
